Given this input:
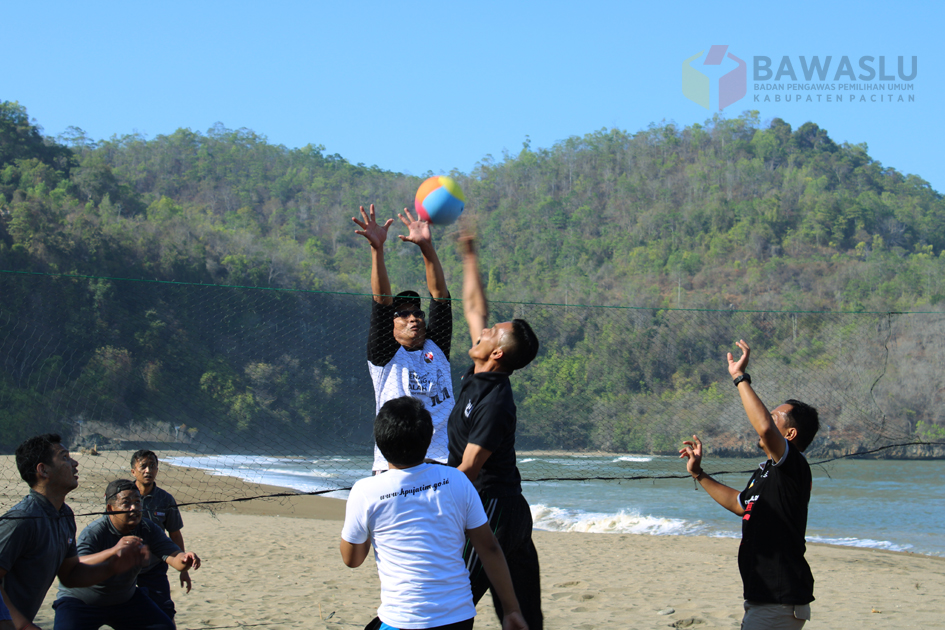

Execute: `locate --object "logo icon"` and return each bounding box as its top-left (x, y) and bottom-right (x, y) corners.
top-left (464, 401), bottom-right (473, 418)
top-left (682, 45), bottom-right (747, 111)
top-left (424, 352), bottom-right (434, 364)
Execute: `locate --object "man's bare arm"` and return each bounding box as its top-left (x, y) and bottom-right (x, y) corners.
top-left (459, 233), bottom-right (488, 346)
top-left (727, 340), bottom-right (785, 462)
top-left (352, 204), bottom-right (394, 304)
top-left (456, 443), bottom-right (493, 485)
top-left (339, 539), bottom-right (371, 568)
top-left (466, 525), bottom-right (528, 630)
top-left (399, 209), bottom-right (448, 300)
top-left (0, 569), bottom-right (34, 630)
top-left (680, 436), bottom-right (745, 516)
top-left (58, 537), bottom-right (149, 587)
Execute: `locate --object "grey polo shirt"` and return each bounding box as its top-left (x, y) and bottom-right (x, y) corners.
top-left (0, 490), bottom-right (78, 622)
top-left (57, 516), bottom-right (181, 607)
top-left (139, 484), bottom-right (183, 574)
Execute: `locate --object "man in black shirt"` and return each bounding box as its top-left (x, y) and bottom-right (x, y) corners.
top-left (353, 204), bottom-right (454, 473)
top-left (447, 233), bottom-right (542, 630)
top-left (679, 340), bottom-right (819, 630)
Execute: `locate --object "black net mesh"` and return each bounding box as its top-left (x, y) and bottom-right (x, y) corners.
top-left (2, 271), bottom-right (944, 526)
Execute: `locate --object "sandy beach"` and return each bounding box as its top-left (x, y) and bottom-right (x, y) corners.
top-left (2, 451), bottom-right (940, 629)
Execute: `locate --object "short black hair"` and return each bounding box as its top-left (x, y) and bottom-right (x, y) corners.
top-left (15, 434), bottom-right (63, 488)
top-left (499, 319), bottom-right (539, 371)
top-left (374, 396), bottom-right (433, 467)
top-left (393, 290), bottom-right (422, 310)
top-left (105, 479), bottom-right (139, 506)
top-left (131, 449), bottom-right (158, 468)
top-left (784, 399), bottom-right (820, 452)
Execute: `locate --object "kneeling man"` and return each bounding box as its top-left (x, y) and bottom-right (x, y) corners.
top-left (54, 479), bottom-right (200, 630)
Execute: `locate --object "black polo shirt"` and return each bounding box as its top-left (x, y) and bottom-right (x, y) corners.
top-left (738, 441), bottom-right (815, 605)
top-left (0, 490), bottom-right (78, 621)
top-left (447, 366), bottom-right (521, 497)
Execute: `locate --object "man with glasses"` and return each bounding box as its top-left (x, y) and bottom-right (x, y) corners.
top-left (353, 204), bottom-right (454, 473)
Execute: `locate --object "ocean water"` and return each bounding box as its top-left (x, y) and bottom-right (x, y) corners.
top-left (165, 453), bottom-right (945, 557)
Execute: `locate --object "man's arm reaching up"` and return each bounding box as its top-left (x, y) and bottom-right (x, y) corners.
top-left (728, 340), bottom-right (786, 463)
top-left (459, 232), bottom-right (488, 347)
top-left (399, 209), bottom-right (448, 300)
top-left (353, 204), bottom-right (394, 305)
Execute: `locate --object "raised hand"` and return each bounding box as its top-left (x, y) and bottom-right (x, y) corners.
top-left (679, 435), bottom-right (704, 478)
top-left (397, 208), bottom-right (433, 248)
top-left (727, 339), bottom-right (750, 378)
top-left (352, 204), bottom-right (393, 250)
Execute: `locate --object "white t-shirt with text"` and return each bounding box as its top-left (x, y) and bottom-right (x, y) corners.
top-left (341, 464), bottom-right (487, 629)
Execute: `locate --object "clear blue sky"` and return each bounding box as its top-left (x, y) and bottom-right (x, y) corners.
top-left (5, 1), bottom-right (942, 192)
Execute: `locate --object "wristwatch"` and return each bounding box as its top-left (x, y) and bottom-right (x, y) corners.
top-left (733, 373), bottom-right (751, 387)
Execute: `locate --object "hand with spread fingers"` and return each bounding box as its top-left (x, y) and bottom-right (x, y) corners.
top-left (352, 204), bottom-right (394, 251)
top-left (727, 339), bottom-right (750, 378)
top-left (397, 208), bottom-right (433, 248)
top-left (679, 435), bottom-right (704, 478)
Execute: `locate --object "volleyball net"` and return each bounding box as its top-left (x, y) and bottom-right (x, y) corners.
top-left (2, 271), bottom-right (944, 524)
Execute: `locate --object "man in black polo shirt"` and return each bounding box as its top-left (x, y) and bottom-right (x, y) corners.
top-left (0, 435), bottom-right (149, 629)
top-left (353, 204), bottom-right (454, 473)
top-left (447, 233), bottom-right (542, 630)
top-left (679, 340), bottom-right (819, 630)
top-left (54, 479), bottom-right (200, 630)
top-left (131, 450), bottom-right (189, 620)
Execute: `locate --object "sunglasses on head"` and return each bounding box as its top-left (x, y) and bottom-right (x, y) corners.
top-left (393, 309), bottom-right (425, 320)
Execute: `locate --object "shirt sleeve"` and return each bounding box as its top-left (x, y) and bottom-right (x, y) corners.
top-left (340, 482), bottom-right (370, 545)
top-left (0, 517), bottom-right (30, 573)
top-left (368, 300), bottom-right (399, 366)
top-left (0, 593), bottom-right (11, 621)
top-left (143, 521), bottom-right (183, 561)
top-left (461, 475), bottom-right (488, 530)
top-left (75, 522), bottom-right (105, 557)
top-left (426, 295), bottom-right (452, 360)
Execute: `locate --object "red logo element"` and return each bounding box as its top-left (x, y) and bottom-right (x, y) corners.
top-left (424, 352), bottom-right (434, 364)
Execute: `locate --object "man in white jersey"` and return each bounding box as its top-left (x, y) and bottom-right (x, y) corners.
top-left (353, 204), bottom-right (453, 473)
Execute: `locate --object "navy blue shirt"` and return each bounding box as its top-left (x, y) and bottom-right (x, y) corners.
top-left (139, 485), bottom-right (183, 574)
top-left (0, 490), bottom-right (78, 621)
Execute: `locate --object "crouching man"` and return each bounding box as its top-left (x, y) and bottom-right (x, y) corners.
top-left (53, 480), bottom-right (200, 630)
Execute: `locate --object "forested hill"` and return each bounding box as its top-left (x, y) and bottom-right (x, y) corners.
top-left (2, 100), bottom-right (944, 455)
top-left (2, 102), bottom-right (943, 312)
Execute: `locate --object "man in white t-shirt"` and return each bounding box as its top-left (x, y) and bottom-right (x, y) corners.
top-left (341, 396), bottom-right (527, 630)
top-left (353, 204), bottom-right (454, 473)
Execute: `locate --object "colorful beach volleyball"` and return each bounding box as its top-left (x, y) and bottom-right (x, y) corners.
top-left (414, 176), bottom-right (465, 224)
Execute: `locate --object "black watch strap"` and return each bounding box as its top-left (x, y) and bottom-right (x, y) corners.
top-left (733, 373), bottom-right (751, 387)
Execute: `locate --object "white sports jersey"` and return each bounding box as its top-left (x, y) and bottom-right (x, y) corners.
top-left (368, 339), bottom-right (453, 470)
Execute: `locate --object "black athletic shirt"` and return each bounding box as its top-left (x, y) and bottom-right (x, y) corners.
top-left (447, 366), bottom-right (521, 497)
top-left (738, 441), bottom-right (815, 605)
